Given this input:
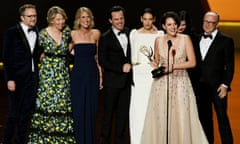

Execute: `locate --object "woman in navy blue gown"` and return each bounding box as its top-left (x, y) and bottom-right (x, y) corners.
top-left (69, 7), bottom-right (103, 144)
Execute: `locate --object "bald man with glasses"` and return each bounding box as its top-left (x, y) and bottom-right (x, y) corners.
top-left (192, 11), bottom-right (234, 144)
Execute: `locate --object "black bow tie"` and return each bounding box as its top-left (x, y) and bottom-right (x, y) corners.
top-left (118, 30), bottom-right (126, 35)
top-left (28, 28), bottom-right (36, 32)
top-left (203, 34), bottom-right (212, 39)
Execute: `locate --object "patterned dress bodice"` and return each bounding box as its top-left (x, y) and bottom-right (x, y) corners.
top-left (158, 34), bottom-right (187, 66)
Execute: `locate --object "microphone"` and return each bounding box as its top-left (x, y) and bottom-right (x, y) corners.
top-left (167, 40), bottom-right (172, 50)
top-left (167, 40), bottom-right (172, 66)
top-left (166, 39), bottom-right (172, 144)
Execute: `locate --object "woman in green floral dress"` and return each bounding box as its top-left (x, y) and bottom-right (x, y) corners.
top-left (28, 6), bottom-right (76, 143)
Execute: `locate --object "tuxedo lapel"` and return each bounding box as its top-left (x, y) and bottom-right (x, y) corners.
top-left (123, 27), bottom-right (131, 61)
top-left (33, 30), bottom-right (39, 54)
top-left (17, 24), bottom-right (32, 54)
top-left (126, 34), bottom-right (131, 62)
top-left (110, 29), bottom-right (127, 57)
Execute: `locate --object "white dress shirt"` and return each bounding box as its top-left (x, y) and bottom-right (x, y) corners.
top-left (113, 27), bottom-right (128, 56)
top-left (199, 29), bottom-right (218, 60)
top-left (20, 22), bottom-right (37, 72)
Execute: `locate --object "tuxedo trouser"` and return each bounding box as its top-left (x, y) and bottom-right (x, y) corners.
top-left (100, 85), bottom-right (131, 144)
top-left (195, 82), bottom-right (233, 144)
top-left (3, 73), bottom-right (37, 144)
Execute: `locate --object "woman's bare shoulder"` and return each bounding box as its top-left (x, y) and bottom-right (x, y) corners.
top-left (92, 29), bottom-right (101, 34)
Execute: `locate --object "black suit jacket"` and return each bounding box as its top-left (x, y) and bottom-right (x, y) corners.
top-left (2, 23), bottom-right (40, 83)
top-left (98, 27), bottom-right (133, 88)
top-left (194, 31), bottom-right (234, 90)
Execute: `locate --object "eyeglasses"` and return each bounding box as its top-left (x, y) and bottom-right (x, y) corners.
top-left (203, 20), bottom-right (217, 25)
top-left (23, 15), bottom-right (37, 18)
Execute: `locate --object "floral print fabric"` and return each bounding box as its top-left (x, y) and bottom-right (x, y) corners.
top-left (28, 26), bottom-right (76, 143)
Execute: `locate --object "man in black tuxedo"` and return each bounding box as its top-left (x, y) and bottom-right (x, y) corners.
top-left (193, 11), bottom-right (234, 144)
top-left (98, 5), bottom-right (133, 144)
top-left (2, 4), bottom-right (40, 144)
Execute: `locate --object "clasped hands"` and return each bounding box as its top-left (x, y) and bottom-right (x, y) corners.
top-left (150, 61), bottom-right (174, 74)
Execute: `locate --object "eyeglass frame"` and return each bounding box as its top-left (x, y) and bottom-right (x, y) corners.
top-left (203, 20), bottom-right (218, 25)
top-left (23, 15), bottom-right (37, 18)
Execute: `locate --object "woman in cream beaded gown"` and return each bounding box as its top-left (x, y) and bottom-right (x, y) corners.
top-left (140, 11), bottom-right (208, 144)
top-left (129, 8), bottom-right (163, 144)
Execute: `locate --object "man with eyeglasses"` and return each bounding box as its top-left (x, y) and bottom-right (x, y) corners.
top-left (192, 11), bottom-right (234, 144)
top-left (2, 4), bottom-right (41, 144)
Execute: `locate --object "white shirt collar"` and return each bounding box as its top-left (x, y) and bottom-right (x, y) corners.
top-left (112, 27), bottom-right (122, 36)
top-left (20, 22), bottom-right (30, 34)
top-left (204, 29), bottom-right (218, 39)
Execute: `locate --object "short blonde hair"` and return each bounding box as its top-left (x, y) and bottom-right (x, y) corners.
top-left (46, 6), bottom-right (68, 24)
top-left (73, 7), bottom-right (95, 30)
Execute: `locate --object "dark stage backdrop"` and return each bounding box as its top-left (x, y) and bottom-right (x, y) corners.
top-left (0, 0), bottom-right (209, 62)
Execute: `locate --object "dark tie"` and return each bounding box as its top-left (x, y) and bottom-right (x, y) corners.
top-left (203, 34), bottom-right (212, 39)
top-left (28, 28), bottom-right (36, 32)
